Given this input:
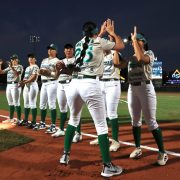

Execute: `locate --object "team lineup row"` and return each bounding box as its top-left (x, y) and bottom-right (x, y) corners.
top-left (0, 19), bottom-right (168, 177)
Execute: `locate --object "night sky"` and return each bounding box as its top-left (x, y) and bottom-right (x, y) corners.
top-left (0, 0), bottom-right (179, 71)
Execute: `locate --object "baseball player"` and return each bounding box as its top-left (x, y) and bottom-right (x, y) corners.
top-left (52, 43), bottom-right (82, 142)
top-left (59, 19), bottom-right (125, 177)
top-left (18, 54), bottom-right (39, 128)
top-left (124, 26), bottom-right (168, 165)
top-left (35, 44), bottom-right (59, 133)
top-left (90, 49), bottom-right (122, 152)
top-left (0, 54), bottom-right (23, 124)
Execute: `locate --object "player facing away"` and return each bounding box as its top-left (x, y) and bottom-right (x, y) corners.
top-left (52, 43), bottom-right (82, 142)
top-left (0, 54), bottom-right (23, 124)
top-left (90, 49), bottom-right (122, 152)
top-left (120, 26), bottom-right (168, 165)
top-left (36, 44), bottom-right (59, 133)
top-left (59, 19), bottom-right (125, 177)
top-left (18, 54), bottom-right (39, 128)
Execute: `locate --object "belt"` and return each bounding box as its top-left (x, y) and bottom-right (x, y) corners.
top-left (42, 79), bottom-right (56, 83)
top-left (7, 82), bottom-right (18, 84)
top-left (130, 80), bottom-right (150, 86)
top-left (100, 78), bottom-right (119, 81)
top-left (73, 75), bottom-right (96, 79)
top-left (59, 80), bottom-right (71, 84)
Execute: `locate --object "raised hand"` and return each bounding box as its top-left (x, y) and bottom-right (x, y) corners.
top-left (105, 19), bottom-right (115, 36)
top-left (98, 21), bottom-right (107, 37)
top-left (131, 26), bottom-right (137, 42)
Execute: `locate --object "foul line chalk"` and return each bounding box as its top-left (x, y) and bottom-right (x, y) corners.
top-left (1, 114), bottom-right (180, 157)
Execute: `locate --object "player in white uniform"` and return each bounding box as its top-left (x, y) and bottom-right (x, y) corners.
top-left (90, 50), bottom-right (122, 152)
top-left (59, 19), bottom-right (125, 177)
top-left (0, 54), bottom-right (23, 124)
top-left (124, 27), bottom-right (168, 165)
top-left (52, 44), bottom-right (82, 141)
top-left (36, 44), bottom-right (59, 133)
top-left (18, 54), bottom-right (39, 128)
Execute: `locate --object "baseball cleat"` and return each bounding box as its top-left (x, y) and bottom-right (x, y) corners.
top-left (157, 152), bottom-right (168, 166)
top-left (72, 132), bottom-right (82, 143)
top-left (26, 122), bottom-right (37, 129)
top-left (45, 124), bottom-right (57, 134)
top-left (60, 152), bottom-right (70, 165)
top-left (18, 120), bottom-right (28, 126)
top-left (109, 140), bottom-right (120, 152)
top-left (39, 122), bottom-right (46, 129)
top-left (51, 129), bottom-right (65, 137)
top-left (101, 162), bottom-right (123, 177)
top-left (129, 148), bottom-right (142, 159)
top-left (16, 120), bottom-right (24, 126)
top-left (89, 138), bottom-right (99, 145)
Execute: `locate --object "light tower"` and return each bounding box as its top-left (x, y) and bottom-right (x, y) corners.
top-left (29, 35), bottom-right (40, 55)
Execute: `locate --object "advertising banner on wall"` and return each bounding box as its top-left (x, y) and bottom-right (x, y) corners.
top-left (152, 61), bottom-right (162, 79)
top-left (166, 69), bottom-right (180, 85)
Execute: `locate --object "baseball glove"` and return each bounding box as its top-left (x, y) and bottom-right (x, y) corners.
top-left (38, 68), bottom-right (51, 77)
top-left (55, 61), bottom-right (66, 77)
top-left (55, 61), bottom-right (65, 72)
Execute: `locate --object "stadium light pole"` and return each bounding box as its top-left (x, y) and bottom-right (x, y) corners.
top-left (29, 35), bottom-right (40, 55)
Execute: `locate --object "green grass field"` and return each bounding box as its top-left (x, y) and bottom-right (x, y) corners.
top-left (0, 90), bottom-right (180, 123)
top-left (0, 129), bottom-right (34, 151)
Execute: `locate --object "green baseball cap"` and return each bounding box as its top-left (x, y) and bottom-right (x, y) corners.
top-left (10, 54), bottom-right (19, 60)
top-left (47, 44), bottom-right (58, 51)
top-left (136, 34), bottom-right (147, 44)
top-left (128, 33), bottom-right (148, 44)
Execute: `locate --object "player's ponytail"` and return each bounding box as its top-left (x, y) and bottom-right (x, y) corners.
top-left (66, 22), bottom-right (97, 71)
top-left (75, 21), bottom-right (97, 67)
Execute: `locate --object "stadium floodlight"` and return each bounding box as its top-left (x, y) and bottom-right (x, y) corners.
top-left (123, 38), bottom-right (128, 44)
top-left (30, 35), bottom-right (40, 43)
top-left (29, 35), bottom-right (40, 54)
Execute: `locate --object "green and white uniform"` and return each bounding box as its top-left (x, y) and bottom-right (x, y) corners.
top-left (57, 57), bottom-right (75, 113)
top-left (68, 37), bottom-right (115, 135)
top-left (4, 65), bottom-right (23, 106)
top-left (100, 51), bottom-right (121, 142)
top-left (100, 51), bottom-right (121, 119)
top-left (62, 36), bottom-right (117, 166)
top-left (39, 57), bottom-right (59, 128)
top-left (40, 57), bottom-right (59, 110)
top-left (23, 64), bottom-right (39, 109)
top-left (3, 64), bottom-right (23, 121)
top-left (127, 50), bottom-right (158, 130)
top-left (56, 57), bottom-right (75, 132)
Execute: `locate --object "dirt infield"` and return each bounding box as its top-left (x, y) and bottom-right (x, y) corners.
top-left (0, 110), bottom-right (180, 180)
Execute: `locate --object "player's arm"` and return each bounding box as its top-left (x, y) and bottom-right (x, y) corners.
top-left (24, 74), bottom-right (37, 84)
top-left (113, 53), bottom-right (128, 69)
top-left (131, 26), bottom-right (150, 64)
top-left (105, 19), bottom-right (125, 51)
top-left (98, 21), bottom-right (107, 38)
top-left (9, 62), bottom-right (21, 76)
top-left (0, 59), bottom-right (6, 74)
top-left (112, 51), bottom-right (120, 65)
top-left (19, 74), bottom-right (37, 87)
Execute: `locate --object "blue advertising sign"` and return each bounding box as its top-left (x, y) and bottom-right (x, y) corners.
top-left (152, 61), bottom-right (162, 79)
top-left (166, 69), bottom-right (180, 85)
